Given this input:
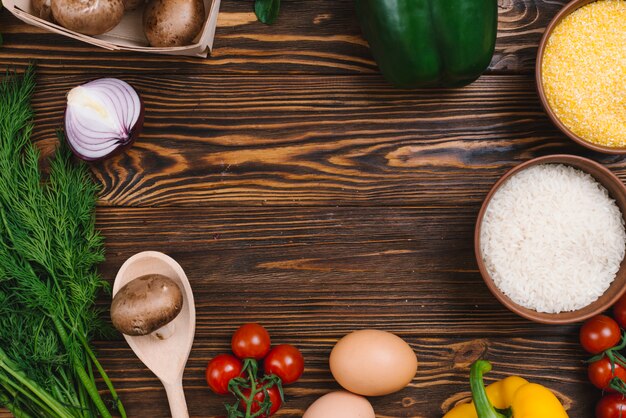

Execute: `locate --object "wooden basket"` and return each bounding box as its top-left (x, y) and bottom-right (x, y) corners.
top-left (1, 0), bottom-right (221, 57)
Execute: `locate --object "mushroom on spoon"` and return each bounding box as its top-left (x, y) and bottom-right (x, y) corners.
top-left (111, 274), bottom-right (183, 340)
top-left (113, 251), bottom-right (195, 418)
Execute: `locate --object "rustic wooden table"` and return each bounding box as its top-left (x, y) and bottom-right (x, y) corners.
top-left (0, 0), bottom-right (611, 416)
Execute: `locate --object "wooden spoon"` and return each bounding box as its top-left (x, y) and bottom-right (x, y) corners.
top-left (113, 251), bottom-right (196, 418)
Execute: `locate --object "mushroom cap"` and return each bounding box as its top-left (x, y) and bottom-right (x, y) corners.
top-left (143, 0), bottom-right (205, 47)
top-left (52, 0), bottom-right (124, 35)
top-left (111, 274), bottom-right (183, 336)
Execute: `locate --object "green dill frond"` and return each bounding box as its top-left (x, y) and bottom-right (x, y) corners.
top-left (0, 66), bottom-right (124, 417)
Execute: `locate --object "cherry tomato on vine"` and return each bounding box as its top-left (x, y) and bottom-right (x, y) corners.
top-left (589, 357), bottom-right (626, 391)
top-left (264, 344), bottom-right (304, 384)
top-left (580, 315), bottom-right (621, 354)
top-left (614, 294), bottom-right (626, 329)
top-left (238, 382), bottom-right (282, 417)
top-left (232, 323), bottom-right (272, 360)
top-left (205, 354), bottom-right (243, 395)
top-left (597, 393), bottom-right (626, 418)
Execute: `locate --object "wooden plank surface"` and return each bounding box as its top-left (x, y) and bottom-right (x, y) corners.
top-left (28, 73), bottom-right (626, 208)
top-left (0, 0), bottom-right (608, 416)
top-left (93, 206), bottom-right (593, 417)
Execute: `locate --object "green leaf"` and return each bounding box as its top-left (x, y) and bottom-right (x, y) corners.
top-left (254, 0), bottom-right (280, 25)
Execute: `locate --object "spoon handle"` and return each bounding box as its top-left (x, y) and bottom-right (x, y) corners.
top-left (163, 379), bottom-right (189, 418)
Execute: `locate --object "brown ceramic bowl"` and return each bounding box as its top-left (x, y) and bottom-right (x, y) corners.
top-left (536, 0), bottom-right (626, 154)
top-left (475, 155), bottom-right (626, 324)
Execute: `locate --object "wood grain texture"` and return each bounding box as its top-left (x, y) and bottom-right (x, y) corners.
top-left (28, 73), bottom-right (626, 208)
top-left (97, 206), bottom-right (568, 337)
top-left (91, 206), bottom-right (593, 417)
top-left (0, 0), bottom-right (566, 76)
top-left (0, 0), bottom-right (612, 416)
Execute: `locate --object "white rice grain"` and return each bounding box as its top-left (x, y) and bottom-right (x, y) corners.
top-left (480, 164), bottom-right (626, 313)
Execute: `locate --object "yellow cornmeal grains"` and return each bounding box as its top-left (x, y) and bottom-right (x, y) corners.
top-left (541, 0), bottom-right (626, 147)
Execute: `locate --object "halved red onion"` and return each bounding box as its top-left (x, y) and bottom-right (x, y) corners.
top-left (64, 78), bottom-right (144, 161)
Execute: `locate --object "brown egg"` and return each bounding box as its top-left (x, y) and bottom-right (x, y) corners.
top-left (329, 329), bottom-right (417, 396)
top-left (143, 0), bottom-right (205, 47)
top-left (303, 391), bottom-right (375, 418)
top-left (51, 0), bottom-right (124, 35)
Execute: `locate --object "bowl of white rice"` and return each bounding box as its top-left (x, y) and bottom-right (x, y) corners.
top-left (475, 155), bottom-right (626, 324)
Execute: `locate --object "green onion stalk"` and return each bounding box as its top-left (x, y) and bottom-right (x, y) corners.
top-left (0, 66), bottom-right (126, 417)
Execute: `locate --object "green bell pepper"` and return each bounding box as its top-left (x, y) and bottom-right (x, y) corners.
top-left (356, 0), bottom-right (497, 88)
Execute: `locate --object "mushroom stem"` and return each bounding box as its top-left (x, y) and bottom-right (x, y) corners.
top-left (153, 322), bottom-right (176, 340)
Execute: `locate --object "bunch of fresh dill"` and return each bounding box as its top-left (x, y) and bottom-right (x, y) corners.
top-left (0, 66), bottom-right (126, 417)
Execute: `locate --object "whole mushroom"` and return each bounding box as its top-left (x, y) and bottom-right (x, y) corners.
top-left (111, 274), bottom-right (183, 340)
top-left (143, 0), bottom-right (205, 47)
top-left (52, 0), bottom-right (124, 35)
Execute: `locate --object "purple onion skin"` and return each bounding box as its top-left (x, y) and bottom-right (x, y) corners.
top-left (65, 96), bottom-right (145, 163)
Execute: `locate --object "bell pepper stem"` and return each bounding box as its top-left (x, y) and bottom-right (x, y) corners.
top-left (470, 360), bottom-right (508, 418)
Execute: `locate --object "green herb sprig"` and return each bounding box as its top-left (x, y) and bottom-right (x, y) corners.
top-left (0, 66), bottom-right (125, 417)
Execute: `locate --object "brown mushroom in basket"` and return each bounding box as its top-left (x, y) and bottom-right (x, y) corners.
top-left (123, 0), bottom-right (145, 12)
top-left (52, 0), bottom-right (124, 35)
top-left (111, 274), bottom-right (183, 340)
top-left (143, 0), bottom-right (205, 47)
top-left (31, 0), bottom-right (54, 22)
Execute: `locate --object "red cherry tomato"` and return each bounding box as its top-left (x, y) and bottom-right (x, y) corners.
top-left (614, 294), bottom-right (626, 329)
top-left (589, 357), bottom-right (626, 391)
top-left (205, 354), bottom-right (243, 395)
top-left (580, 315), bottom-right (621, 354)
top-left (264, 344), bottom-right (304, 384)
top-left (597, 394), bottom-right (626, 418)
top-left (231, 323), bottom-right (271, 360)
top-left (239, 382), bottom-right (282, 417)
